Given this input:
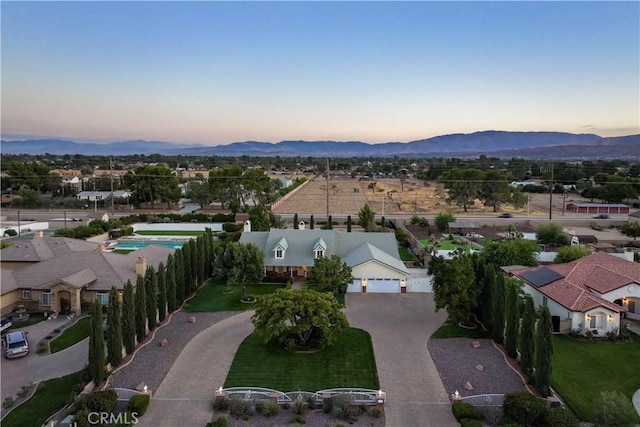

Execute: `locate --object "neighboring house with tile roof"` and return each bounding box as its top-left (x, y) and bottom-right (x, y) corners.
top-left (239, 220), bottom-right (409, 293)
top-left (507, 252), bottom-right (640, 335)
top-left (1, 243), bottom-right (175, 316)
top-left (0, 234), bottom-right (100, 271)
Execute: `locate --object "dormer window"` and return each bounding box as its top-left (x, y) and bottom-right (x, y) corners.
top-left (313, 237), bottom-right (327, 259)
top-left (315, 249), bottom-right (324, 259)
top-left (273, 237), bottom-right (288, 260)
top-left (276, 249), bottom-right (284, 259)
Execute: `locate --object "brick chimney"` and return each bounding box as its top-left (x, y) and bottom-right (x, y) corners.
top-left (35, 230), bottom-right (44, 238)
top-left (135, 256), bottom-right (148, 277)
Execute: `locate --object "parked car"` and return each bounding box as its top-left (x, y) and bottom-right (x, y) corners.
top-left (0, 317), bottom-right (12, 335)
top-left (498, 213), bottom-right (513, 218)
top-left (3, 330), bottom-right (29, 359)
top-left (593, 213), bottom-right (609, 219)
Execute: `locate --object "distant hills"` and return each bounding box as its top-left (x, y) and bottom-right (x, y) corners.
top-left (2, 131), bottom-right (639, 159)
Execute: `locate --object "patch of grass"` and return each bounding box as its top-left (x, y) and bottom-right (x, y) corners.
top-left (225, 328), bottom-right (379, 391)
top-left (419, 239), bottom-right (483, 252)
top-left (184, 282), bottom-right (287, 312)
top-left (431, 321), bottom-right (487, 338)
top-left (134, 230), bottom-right (204, 236)
top-left (49, 317), bottom-right (91, 353)
top-left (113, 249), bottom-right (135, 254)
top-left (9, 312), bottom-right (46, 329)
top-left (551, 334), bottom-right (640, 422)
top-left (1, 370), bottom-right (84, 427)
top-left (397, 246), bottom-right (415, 262)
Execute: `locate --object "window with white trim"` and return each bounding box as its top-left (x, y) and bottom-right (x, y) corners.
top-left (21, 289), bottom-right (31, 300)
top-left (315, 249), bottom-right (324, 258)
top-left (542, 296), bottom-right (548, 306)
top-left (275, 249), bottom-right (283, 259)
top-left (42, 291), bottom-right (52, 306)
top-left (96, 292), bottom-right (109, 306)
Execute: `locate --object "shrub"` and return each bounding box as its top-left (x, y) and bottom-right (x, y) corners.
top-left (503, 392), bottom-right (548, 426)
top-left (206, 415), bottom-right (229, 427)
top-left (227, 396), bottom-right (250, 418)
top-left (543, 407), bottom-right (579, 427)
top-left (4, 229), bottom-right (17, 237)
top-left (289, 414), bottom-right (306, 424)
top-left (594, 390), bottom-right (639, 427)
top-left (452, 401), bottom-right (481, 421)
top-left (83, 389), bottom-right (118, 413)
top-left (292, 399), bottom-right (305, 415)
top-left (461, 419), bottom-right (483, 427)
top-left (370, 407), bottom-right (383, 418)
top-left (261, 401), bottom-right (279, 417)
top-left (332, 394), bottom-right (358, 423)
top-left (127, 393), bottom-right (150, 417)
top-left (211, 396), bottom-right (229, 412)
top-left (2, 397), bottom-right (14, 409)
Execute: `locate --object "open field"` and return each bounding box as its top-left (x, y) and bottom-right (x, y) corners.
top-left (272, 177), bottom-right (582, 217)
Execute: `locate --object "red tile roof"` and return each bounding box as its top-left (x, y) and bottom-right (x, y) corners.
top-left (510, 252), bottom-right (639, 313)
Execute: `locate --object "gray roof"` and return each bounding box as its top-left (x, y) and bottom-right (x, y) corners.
top-left (0, 236), bottom-right (99, 262)
top-left (6, 243), bottom-right (175, 294)
top-left (239, 229), bottom-right (408, 274)
top-left (1, 268), bottom-right (18, 293)
top-left (448, 222), bottom-right (479, 229)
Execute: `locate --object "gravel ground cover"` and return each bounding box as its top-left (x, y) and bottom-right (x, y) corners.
top-left (427, 337), bottom-right (529, 398)
top-left (108, 311), bottom-right (238, 392)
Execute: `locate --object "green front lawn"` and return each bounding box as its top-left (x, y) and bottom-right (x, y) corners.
top-left (551, 334), bottom-right (640, 422)
top-left (49, 317), bottom-right (91, 353)
top-left (225, 328), bottom-right (379, 391)
top-left (184, 282), bottom-right (287, 312)
top-left (1, 370), bottom-right (84, 427)
top-left (9, 313), bottom-right (46, 329)
top-left (134, 230), bottom-right (204, 236)
top-left (397, 246), bottom-right (415, 262)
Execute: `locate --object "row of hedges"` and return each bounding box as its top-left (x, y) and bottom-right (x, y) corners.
top-left (66, 390), bottom-right (149, 427)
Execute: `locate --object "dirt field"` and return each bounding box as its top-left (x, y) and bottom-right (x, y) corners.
top-left (273, 177), bottom-right (574, 217)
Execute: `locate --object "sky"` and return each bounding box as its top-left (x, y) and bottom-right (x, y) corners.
top-left (1, 1), bottom-right (639, 146)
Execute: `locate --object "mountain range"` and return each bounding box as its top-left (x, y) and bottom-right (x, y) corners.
top-left (2, 131), bottom-right (639, 159)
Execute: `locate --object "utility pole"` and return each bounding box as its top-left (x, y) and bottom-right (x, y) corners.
top-left (110, 158), bottom-right (115, 215)
top-left (325, 158), bottom-right (330, 219)
top-left (548, 161), bottom-right (554, 220)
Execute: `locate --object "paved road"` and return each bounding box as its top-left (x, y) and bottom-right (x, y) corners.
top-left (1, 316), bottom-right (88, 409)
top-left (140, 294), bottom-right (456, 427)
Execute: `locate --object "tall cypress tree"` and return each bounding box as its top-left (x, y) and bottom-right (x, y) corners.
top-left (135, 274), bottom-right (148, 343)
top-left (167, 255), bottom-right (177, 313)
top-left (380, 216), bottom-right (386, 229)
top-left (181, 245), bottom-right (191, 296)
top-left (88, 300), bottom-right (106, 385)
top-left (293, 213), bottom-right (299, 229)
top-left (145, 266), bottom-right (158, 330)
top-left (519, 295), bottom-right (536, 376)
top-left (327, 215), bottom-right (333, 229)
top-left (175, 249), bottom-right (185, 305)
top-left (310, 215), bottom-right (314, 230)
top-left (190, 239), bottom-right (198, 292)
top-left (347, 215), bottom-right (352, 232)
top-left (535, 306), bottom-right (554, 397)
top-left (122, 280), bottom-right (136, 354)
top-left (504, 281), bottom-right (519, 358)
top-left (197, 236), bottom-right (205, 286)
top-left (157, 262), bottom-right (167, 322)
top-left (106, 287), bottom-right (123, 368)
top-left (491, 274), bottom-right (505, 344)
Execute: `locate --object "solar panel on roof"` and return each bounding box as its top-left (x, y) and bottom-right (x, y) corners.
top-left (520, 268), bottom-right (564, 287)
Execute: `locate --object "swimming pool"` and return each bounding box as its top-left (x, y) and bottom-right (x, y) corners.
top-left (109, 239), bottom-right (187, 250)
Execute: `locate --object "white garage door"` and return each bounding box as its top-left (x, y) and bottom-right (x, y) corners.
top-left (347, 279), bottom-right (362, 293)
top-left (367, 278), bottom-right (400, 293)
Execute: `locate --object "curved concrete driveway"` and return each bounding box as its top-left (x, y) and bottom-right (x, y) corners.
top-left (138, 311), bottom-right (254, 427)
top-left (345, 294), bottom-right (457, 427)
top-left (141, 294), bottom-right (456, 426)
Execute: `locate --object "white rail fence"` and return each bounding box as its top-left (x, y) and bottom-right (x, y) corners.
top-left (217, 387), bottom-right (386, 406)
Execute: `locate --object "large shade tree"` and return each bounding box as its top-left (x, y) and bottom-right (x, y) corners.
top-left (428, 252), bottom-right (478, 326)
top-left (251, 289), bottom-right (349, 351)
top-left (216, 242), bottom-right (265, 299)
top-left (306, 254), bottom-right (352, 296)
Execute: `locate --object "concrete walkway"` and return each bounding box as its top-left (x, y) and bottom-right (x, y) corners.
top-left (345, 294), bottom-right (457, 427)
top-left (137, 311), bottom-right (254, 427)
